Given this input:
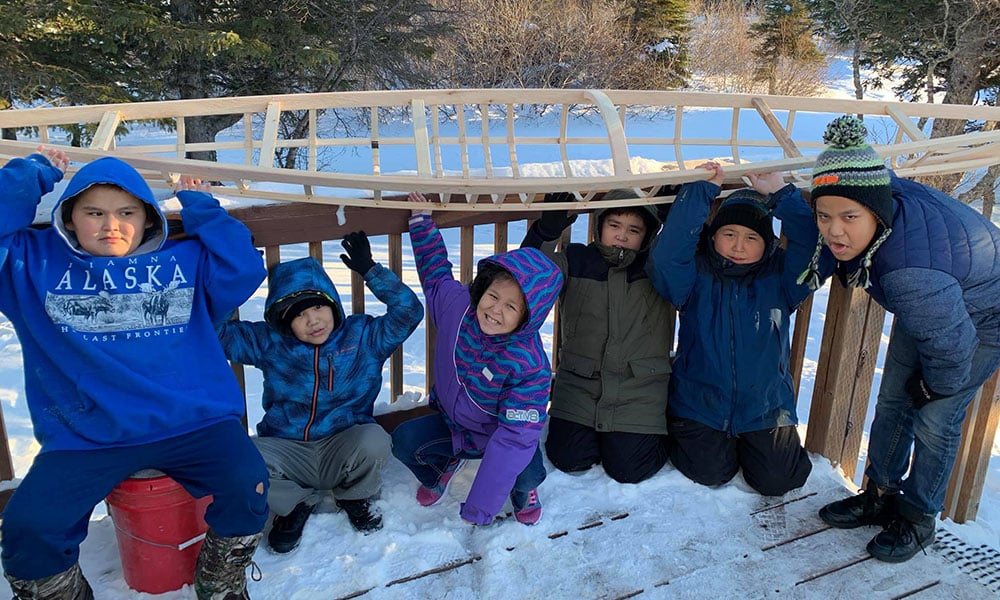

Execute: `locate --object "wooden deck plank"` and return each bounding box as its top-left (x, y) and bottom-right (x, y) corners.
top-left (309, 467), bottom-right (993, 600)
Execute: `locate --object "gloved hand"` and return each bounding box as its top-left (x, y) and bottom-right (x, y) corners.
top-left (655, 184), bottom-right (681, 198)
top-left (905, 373), bottom-right (946, 410)
top-left (653, 185), bottom-right (680, 223)
top-left (340, 230), bottom-right (376, 275)
top-left (535, 192), bottom-right (578, 241)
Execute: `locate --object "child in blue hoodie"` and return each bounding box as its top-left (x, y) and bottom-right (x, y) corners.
top-left (646, 162), bottom-right (827, 498)
top-left (0, 149), bottom-right (268, 599)
top-left (217, 242), bottom-right (422, 551)
top-left (391, 192), bottom-right (563, 526)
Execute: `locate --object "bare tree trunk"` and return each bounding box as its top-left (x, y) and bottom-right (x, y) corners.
top-left (168, 0), bottom-right (240, 163)
top-left (959, 164), bottom-right (1000, 217)
top-left (958, 120), bottom-right (1000, 215)
top-left (851, 40), bottom-right (863, 100)
top-left (921, 32), bottom-right (991, 192)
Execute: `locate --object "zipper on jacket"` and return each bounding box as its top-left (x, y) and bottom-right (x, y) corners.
top-left (327, 355), bottom-right (333, 391)
top-left (303, 346), bottom-right (321, 441)
top-left (727, 283), bottom-right (739, 437)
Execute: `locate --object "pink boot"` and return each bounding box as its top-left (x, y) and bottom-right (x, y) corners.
top-left (416, 458), bottom-right (464, 506)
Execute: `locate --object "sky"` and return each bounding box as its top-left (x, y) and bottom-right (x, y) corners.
top-left (1, 58), bottom-right (999, 598)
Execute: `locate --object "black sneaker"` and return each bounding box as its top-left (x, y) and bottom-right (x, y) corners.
top-left (867, 512), bottom-right (936, 563)
top-left (267, 501), bottom-right (313, 554)
top-left (336, 497), bottom-right (383, 534)
top-left (818, 481), bottom-right (895, 529)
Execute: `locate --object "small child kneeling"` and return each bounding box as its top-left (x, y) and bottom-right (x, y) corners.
top-left (392, 192), bottom-right (562, 525)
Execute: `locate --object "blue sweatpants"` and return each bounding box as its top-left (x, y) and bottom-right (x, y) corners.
top-left (1, 419), bottom-right (269, 581)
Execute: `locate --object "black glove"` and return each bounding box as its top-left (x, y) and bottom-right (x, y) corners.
top-left (905, 373), bottom-right (946, 410)
top-left (655, 184), bottom-right (681, 198)
top-left (535, 192), bottom-right (578, 241)
top-left (340, 230), bottom-right (376, 275)
top-left (653, 185), bottom-right (680, 223)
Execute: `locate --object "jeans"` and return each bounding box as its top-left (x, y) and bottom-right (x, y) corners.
top-left (391, 411), bottom-right (546, 496)
top-left (865, 327), bottom-right (1000, 516)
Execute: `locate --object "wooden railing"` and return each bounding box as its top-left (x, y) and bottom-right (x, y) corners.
top-left (1, 89), bottom-right (999, 523)
top-left (229, 196), bottom-right (1000, 525)
top-left (3, 89), bottom-right (1000, 210)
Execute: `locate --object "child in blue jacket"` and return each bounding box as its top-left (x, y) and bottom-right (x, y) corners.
top-left (217, 240), bottom-right (422, 550)
top-left (809, 116), bottom-right (1000, 563)
top-left (647, 162), bottom-right (827, 497)
top-left (0, 150), bottom-right (268, 599)
top-left (391, 192), bottom-right (562, 526)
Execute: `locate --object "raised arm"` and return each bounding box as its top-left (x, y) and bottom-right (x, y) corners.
top-left (339, 230), bottom-right (423, 359)
top-left (174, 177), bottom-right (266, 323)
top-left (407, 192), bottom-right (466, 322)
top-left (520, 192), bottom-right (573, 276)
top-left (521, 192), bottom-right (577, 250)
top-left (645, 162), bottom-right (722, 308)
top-left (772, 184), bottom-right (830, 308)
top-left (746, 172), bottom-right (832, 308)
top-left (0, 147), bottom-right (67, 237)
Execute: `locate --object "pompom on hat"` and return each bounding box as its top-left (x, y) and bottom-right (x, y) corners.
top-left (811, 116), bottom-right (893, 226)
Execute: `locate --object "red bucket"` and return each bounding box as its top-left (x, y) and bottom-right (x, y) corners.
top-left (105, 472), bottom-right (212, 594)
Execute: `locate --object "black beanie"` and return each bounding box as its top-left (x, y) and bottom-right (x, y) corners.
top-left (275, 292), bottom-right (336, 335)
top-left (708, 189), bottom-right (774, 244)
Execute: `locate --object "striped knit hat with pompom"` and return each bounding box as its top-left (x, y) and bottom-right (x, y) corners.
top-left (798, 115), bottom-right (894, 291)
top-left (811, 115), bottom-right (893, 226)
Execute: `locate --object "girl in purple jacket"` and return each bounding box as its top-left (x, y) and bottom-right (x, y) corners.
top-left (392, 192), bottom-right (563, 525)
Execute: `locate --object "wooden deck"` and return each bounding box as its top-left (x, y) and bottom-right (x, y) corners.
top-left (243, 446), bottom-right (1000, 600)
top-left (250, 410), bottom-right (1000, 600)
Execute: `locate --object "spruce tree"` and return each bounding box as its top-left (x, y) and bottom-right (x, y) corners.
top-left (750, 0), bottom-right (824, 94)
top-left (1, 1), bottom-right (446, 153)
top-left (621, 0), bottom-right (692, 86)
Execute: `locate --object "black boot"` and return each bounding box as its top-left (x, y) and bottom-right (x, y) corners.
top-left (5, 563), bottom-right (94, 600)
top-left (818, 480), bottom-right (896, 529)
top-left (336, 497), bottom-right (383, 534)
top-left (867, 500), bottom-right (936, 563)
top-left (267, 501), bottom-right (314, 554)
top-left (193, 529), bottom-right (262, 600)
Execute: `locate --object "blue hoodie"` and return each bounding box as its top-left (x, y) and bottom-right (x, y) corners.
top-left (217, 256), bottom-right (422, 440)
top-left (0, 155), bottom-right (265, 452)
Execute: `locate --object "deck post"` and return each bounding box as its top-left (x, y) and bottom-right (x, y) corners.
top-left (942, 368), bottom-right (1000, 522)
top-left (804, 280), bottom-right (885, 480)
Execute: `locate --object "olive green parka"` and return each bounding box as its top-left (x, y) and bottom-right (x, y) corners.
top-left (521, 203), bottom-right (672, 434)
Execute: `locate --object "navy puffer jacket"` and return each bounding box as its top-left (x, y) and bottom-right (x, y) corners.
top-left (856, 173), bottom-right (1000, 395)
